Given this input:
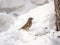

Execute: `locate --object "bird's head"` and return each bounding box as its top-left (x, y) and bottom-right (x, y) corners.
top-left (29, 17), bottom-right (33, 20)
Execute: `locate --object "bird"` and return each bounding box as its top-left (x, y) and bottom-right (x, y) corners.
top-left (19, 17), bottom-right (33, 31)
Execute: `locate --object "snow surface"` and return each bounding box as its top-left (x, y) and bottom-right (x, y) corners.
top-left (0, 13), bottom-right (16, 32)
top-left (0, 0), bottom-right (52, 15)
top-left (9, 0), bottom-right (54, 18)
top-left (31, 0), bottom-right (48, 5)
top-left (0, 0), bottom-right (24, 8)
top-left (0, 1), bottom-right (60, 45)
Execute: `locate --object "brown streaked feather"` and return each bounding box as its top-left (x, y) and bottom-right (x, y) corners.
top-left (19, 17), bottom-right (33, 31)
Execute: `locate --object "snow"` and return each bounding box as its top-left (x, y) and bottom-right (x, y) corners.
top-left (0, 0), bottom-right (60, 45)
top-left (0, 0), bottom-right (53, 17)
top-left (0, 0), bottom-right (51, 15)
top-left (0, 0), bottom-right (24, 8)
top-left (31, 0), bottom-right (48, 5)
top-left (0, 13), bottom-right (16, 32)
top-left (9, 0), bottom-right (37, 15)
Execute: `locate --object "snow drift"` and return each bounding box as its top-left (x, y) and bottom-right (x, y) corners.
top-left (0, 13), bottom-right (16, 32)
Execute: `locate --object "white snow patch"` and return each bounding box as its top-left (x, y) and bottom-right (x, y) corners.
top-left (0, 13), bottom-right (16, 32)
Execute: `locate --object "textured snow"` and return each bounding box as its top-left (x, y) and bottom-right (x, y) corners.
top-left (0, 0), bottom-right (24, 8)
top-left (0, 13), bottom-right (16, 32)
top-left (9, 0), bottom-right (54, 17)
top-left (0, 0), bottom-right (51, 14)
top-left (31, 0), bottom-right (48, 5)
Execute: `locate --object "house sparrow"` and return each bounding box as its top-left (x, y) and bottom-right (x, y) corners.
top-left (19, 17), bottom-right (33, 31)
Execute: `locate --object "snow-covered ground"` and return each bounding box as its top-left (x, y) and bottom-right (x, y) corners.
top-left (0, 13), bottom-right (16, 32)
top-left (0, 0), bottom-right (51, 15)
top-left (0, 0), bottom-right (60, 45)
